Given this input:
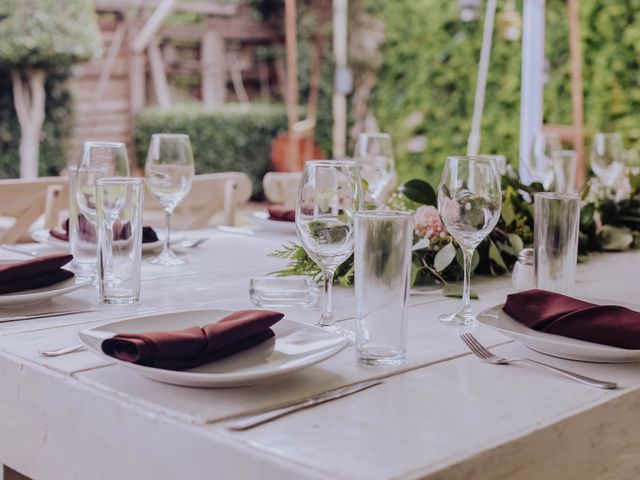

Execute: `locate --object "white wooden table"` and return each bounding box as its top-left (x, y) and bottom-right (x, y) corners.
top-left (1, 227), bottom-right (639, 480)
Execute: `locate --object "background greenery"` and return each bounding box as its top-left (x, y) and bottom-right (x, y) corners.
top-left (134, 103), bottom-right (289, 196)
top-left (366, 0), bottom-right (640, 186)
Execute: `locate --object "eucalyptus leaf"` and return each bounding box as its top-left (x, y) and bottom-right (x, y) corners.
top-left (434, 242), bottom-right (456, 271)
top-left (489, 240), bottom-right (508, 271)
top-left (507, 233), bottom-right (524, 255)
top-left (502, 199), bottom-right (516, 225)
top-left (601, 225), bottom-right (633, 251)
top-left (412, 237), bottom-right (431, 251)
top-left (400, 179), bottom-right (437, 206)
top-left (455, 247), bottom-right (480, 271)
top-left (443, 283), bottom-right (479, 299)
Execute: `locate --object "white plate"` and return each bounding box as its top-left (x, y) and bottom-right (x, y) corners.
top-left (245, 212), bottom-right (296, 234)
top-left (0, 276), bottom-right (92, 308)
top-left (78, 309), bottom-right (348, 387)
top-left (477, 300), bottom-right (640, 363)
top-left (31, 229), bottom-right (184, 253)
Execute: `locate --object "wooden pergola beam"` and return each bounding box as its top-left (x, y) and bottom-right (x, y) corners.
top-left (567, 0), bottom-right (585, 187)
top-left (130, 0), bottom-right (175, 54)
top-left (95, 0), bottom-right (237, 16)
top-left (148, 37), bottom-right (172, 107)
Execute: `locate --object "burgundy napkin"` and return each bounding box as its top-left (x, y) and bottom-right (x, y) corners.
top-left (0, 253), bottom-right (74, 294)
top-left (267, 205), bottom-right (295, 222)
top-left (503, 289), bottom-right (640, 349)
top-left (49, 217), bottom-right (158, 243)
top-left (101, 310), bottom-right (284, 370)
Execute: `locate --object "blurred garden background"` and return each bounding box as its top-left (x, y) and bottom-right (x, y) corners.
top-left (0, 0), bottom-right (638, 191)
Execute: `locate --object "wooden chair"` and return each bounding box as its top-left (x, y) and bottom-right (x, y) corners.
top-left (0, 177), bottom-right (68, 244)
top-left (144, 172), bottom-right (252, 230)
top-left (262, 171), bottom-right (301, 208)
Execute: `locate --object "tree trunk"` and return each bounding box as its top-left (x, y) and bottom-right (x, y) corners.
top-left (11, 69), bottom-right (46, 179)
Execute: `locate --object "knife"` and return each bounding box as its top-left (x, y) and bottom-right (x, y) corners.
top-left (224, 379), bottom-right (383, 431)
top-left (0, 308), bottom-right (99, 323)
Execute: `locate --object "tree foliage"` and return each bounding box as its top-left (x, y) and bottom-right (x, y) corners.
top-left (0, 0), bottom-right (101, 68)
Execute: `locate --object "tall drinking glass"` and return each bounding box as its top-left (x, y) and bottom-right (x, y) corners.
top-left (591, 132), bottom-right (625, 187)
top-left (550, 150), bottom-right (577, 193)
top-left (76, 142), bottom-right (131, 227)
top-left (355, 211), bottom-right (413, 366)
top-left (353, 133), bottom-right (395, 207)
top-left (296, 160), bottom-right (363, 338)
top-left (96, 178), bottom-right (144, 304)
top-left (534, 193), bottom-right (580, 294)
top-left (145, 134), bottom-right (195, 266)
top-left (530, 132), bottom-right (562, 189)
top-left (437, 156), bottom-right (502, 325)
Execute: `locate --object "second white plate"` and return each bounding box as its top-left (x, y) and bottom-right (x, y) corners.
top-left (0, 276), bottom-right (92, 308)
top-left (477, 300), bottom-right (640, 363)
top-left (78, 309), bottom-right (348, 387)
top-left (245, 212), bottom-right (296, 234)
top-left (31, 229), bottom-right (184, 253)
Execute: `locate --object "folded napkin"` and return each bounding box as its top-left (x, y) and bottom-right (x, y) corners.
top-left (101, 309), bottom-right (284, 370)
top-left (49, 217), bottom-right (158, 243)
top-left (267, 205), bottom-right (295, 222)
top-left (0, 253), bottom-right (75, 294)
top-left (503, 289), bottom-right (640, 349)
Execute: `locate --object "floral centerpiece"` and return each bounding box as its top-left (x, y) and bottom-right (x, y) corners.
top-left (271, 166), bottom-right (640, 287)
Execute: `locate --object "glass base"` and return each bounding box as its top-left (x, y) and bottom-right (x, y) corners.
top-left (149, 249), bottom-right (186, 266)
top-left (318, 323), bottom-right (355, 343)
top-left (101, 295), bottom-right (139, 305)
top-left (438, 308), bottom-right (477, 326)
top-left (358, 351), bottom-right (406, 366)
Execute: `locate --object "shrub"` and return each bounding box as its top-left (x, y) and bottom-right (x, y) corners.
top-left (134, 103), bottom-right (289, 196)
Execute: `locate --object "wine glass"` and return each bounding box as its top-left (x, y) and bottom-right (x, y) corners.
top-left (145, 133), bottom-right (195, 266)
top-left (296, 160), bottom-right (363, 338)
top-left (530, 132), bottom-right (562, 189)
top-left (76, 141), bottom-right (131, 227)
top-left (591, 132), bottom-right (625, 187)
top-left (437, 156), bottom-right (502, 325)
top-left (353, 133), bottom-right (395, 207)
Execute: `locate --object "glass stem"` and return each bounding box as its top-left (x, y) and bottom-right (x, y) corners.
top-left (461, 247), bottom-right (474, 313)
top-left (320, 269), bottom-right (335, 326)
top-left (162, 209), bottom-right (173, 256)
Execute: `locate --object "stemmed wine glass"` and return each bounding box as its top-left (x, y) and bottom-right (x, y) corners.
top-left (76, 142), bottom-right (131, 226)
top-left (591, 132), bottom-right (625, 187)
top-left (437, 156), bottom-right (502, 325)
top-left (296, 160), bottom-right (363, 338)
top-left (353, 133), bottom-right (395, 207)
top-left (145, 134), bottom-right (195, 266)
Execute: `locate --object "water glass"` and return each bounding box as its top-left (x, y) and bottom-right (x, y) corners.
top-left (591, 132), bottom-right (625, 187)
top-left (353, 133), bottom-right (395, 206)
top-left (534, 193), bottom-right (580, 294)
top-left (355, 211), bottom-right (413, 366)
top-left (550, 150), bottom-right (577, 193)
top-left (68, 165), bottom-right (98, 274)
top-left (96, 178), bottom-right (144, 304)
top-left (249, 276), bottom-right (319, 308)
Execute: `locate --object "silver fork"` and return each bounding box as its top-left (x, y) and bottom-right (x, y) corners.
top-left (460, 333), bottom-right (617, 389)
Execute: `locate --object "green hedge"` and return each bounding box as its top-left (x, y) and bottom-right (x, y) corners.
top-left (367, 0), bottom-right (640, 186)
top-left (134, 103), bottom-right (289, 196)
top-left (0, 69), bottom-right (72, 177)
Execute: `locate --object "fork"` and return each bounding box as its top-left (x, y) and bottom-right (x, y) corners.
top-left (460, 333), bottom-right (617, 389)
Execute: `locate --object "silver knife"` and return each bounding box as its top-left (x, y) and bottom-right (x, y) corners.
top-left (224, 379), bottom-right (383, 431)
top-left (0, 308), bottom-right (99, 323)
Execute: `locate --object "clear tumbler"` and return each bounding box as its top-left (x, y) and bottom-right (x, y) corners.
top-left (96, 178), bottom-right (144, 304)
top-left (355, 211), bottom-right (413, 366)
top-left (534, 192), bottom-right (581, 294)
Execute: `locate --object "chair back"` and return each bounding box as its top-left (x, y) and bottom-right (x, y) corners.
top-left (144, 172), bottom-right (252, 229)
top-left (263, 172), bottom-right (301, 208)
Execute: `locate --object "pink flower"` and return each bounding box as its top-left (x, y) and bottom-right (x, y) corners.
top-left (414, 205), bottom-right (446, 239)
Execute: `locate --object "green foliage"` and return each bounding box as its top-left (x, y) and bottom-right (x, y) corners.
top-left (0, 0), bottom-right (101, 68)
top-left (0, 69), bottom-right (73, 177)
top-left (365, 0), bottom-right (640, 184)
top-left (134, 103), bottom-right (289, 196)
